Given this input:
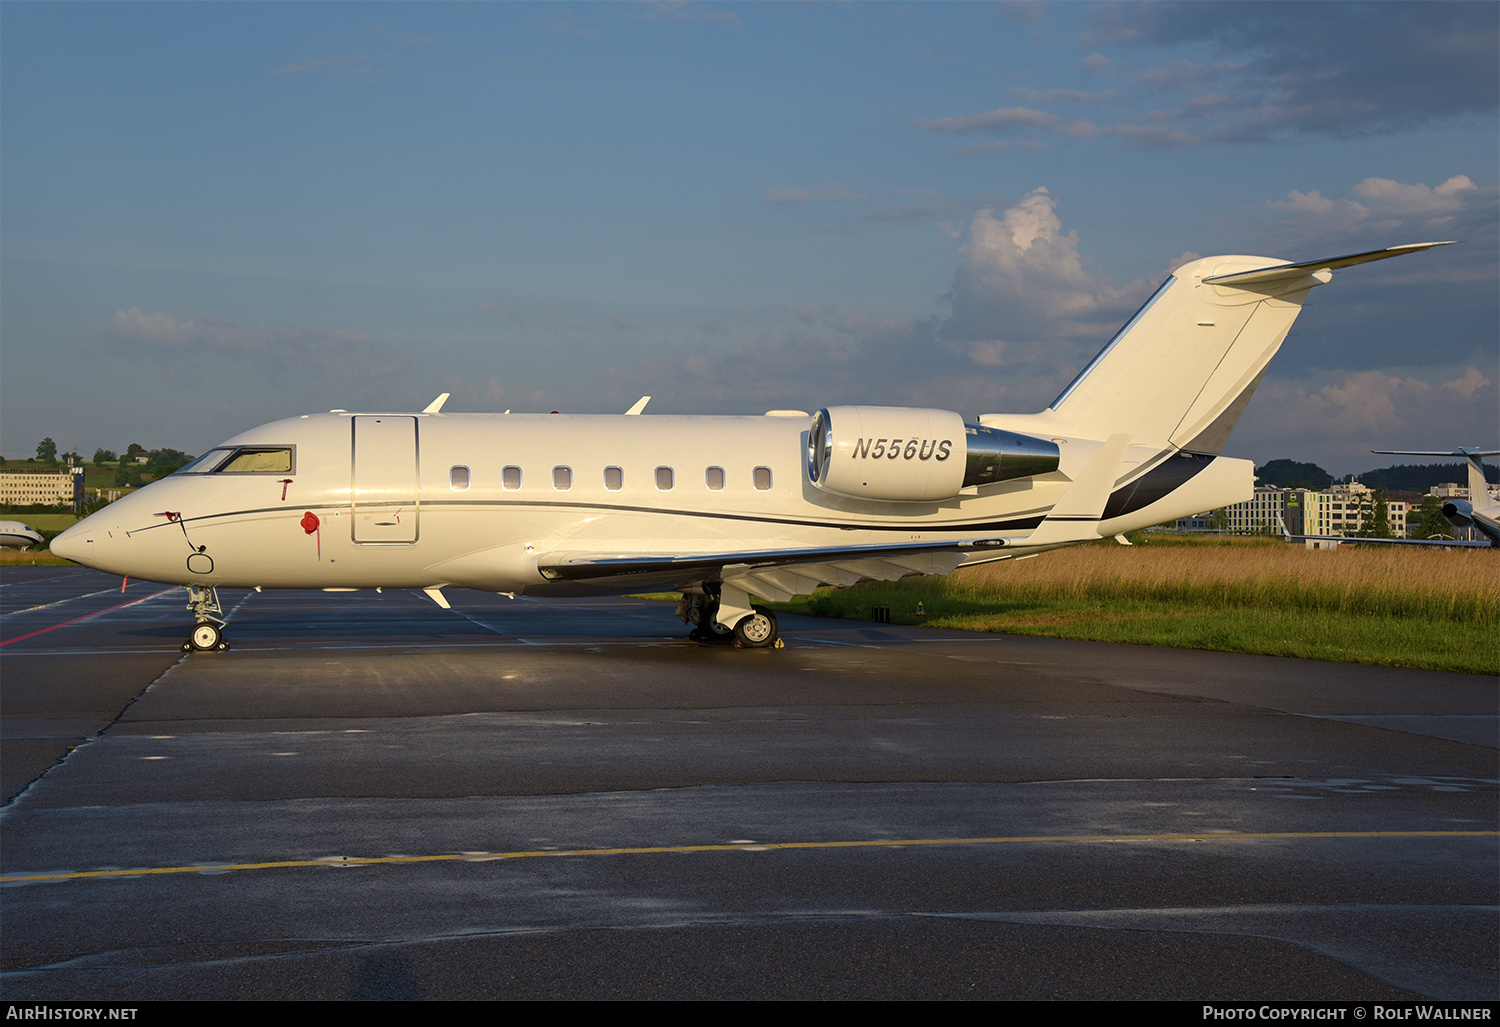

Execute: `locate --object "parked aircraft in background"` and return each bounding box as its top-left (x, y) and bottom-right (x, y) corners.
top-left (1371, 447), bottom-right (1499, 545)
top-left (51, 242), bottom-right (1454, 651)
top-left (0, 521), bottom-right (45, 550)
top-left (1279, 447), bottom-right (1498, 549)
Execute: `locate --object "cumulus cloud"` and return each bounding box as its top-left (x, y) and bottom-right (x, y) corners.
top-left (1261, 175), bottom-right (1498, 253)
top-left (926, 6), bottom-right (1494, 155)
top-left (1234, 367), bottom-right (1498, 470)
top-left (916, 106), bottom-right (1061, 134)
top-left (939, 186), bottom-right (1145, 347)
top-left (914, 186), bottom-right (1182, 411)
top-left (916, 103), bottom-right (1198, 151)
top-left (83, 309), bottom-right (408, 384)
top-left (1088, 2), bottom-right (1498, 141)
top-left (1272, 177), bottom-right (1482, 224)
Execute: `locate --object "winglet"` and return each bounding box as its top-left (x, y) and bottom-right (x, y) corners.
top-left (423, 393), bottom-right (451, 414)
top-left (625, 396), bottom-right (651, 415)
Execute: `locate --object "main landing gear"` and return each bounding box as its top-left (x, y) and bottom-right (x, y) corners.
top-left (182, 585), bottom-right (230, 652)
top-left (679, 585), bottom-right (782, 649)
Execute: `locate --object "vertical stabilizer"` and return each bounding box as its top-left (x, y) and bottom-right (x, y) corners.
top-left (1049, 243), bottom-right (1452, 454)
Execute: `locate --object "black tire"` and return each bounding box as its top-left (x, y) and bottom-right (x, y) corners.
top-left (733, 606), bottom-right (778, 648)
top-left (695, 619), bottom-right (735, 644)
top-left (189, 621), bottom-right (222, 652)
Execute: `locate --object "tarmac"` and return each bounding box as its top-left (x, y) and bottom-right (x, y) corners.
top-left (1, 567), bottom-right (1495, 1000)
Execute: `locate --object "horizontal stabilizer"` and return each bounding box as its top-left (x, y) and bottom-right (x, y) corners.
top-left (1203, 242), bottom-right (1453, 287)
top-left (1370, 449), bottom-right (1498, 458)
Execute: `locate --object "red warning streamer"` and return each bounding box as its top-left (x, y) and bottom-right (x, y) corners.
top-left (301, 511), bottom-right (321, 559)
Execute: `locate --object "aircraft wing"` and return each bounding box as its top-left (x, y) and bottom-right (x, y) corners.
top-left (536, 537), bottom-right (1018, 601)
top-left (1282, 533), bottom-right (1491, 549)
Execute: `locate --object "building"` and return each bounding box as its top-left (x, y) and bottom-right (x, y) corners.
top-left (0, 466), bottom-right (85, 508)
top-left (1178, 481), bottom-right (1407, 538)
top-left (1430, 482), bottom-right (1500, 502)
top-left (1323, 481), bottom-right (1407, 537)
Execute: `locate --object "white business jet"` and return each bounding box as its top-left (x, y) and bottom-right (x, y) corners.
top-left (51, 242), bottom-right (1452, 651)
top-left (0, 521), bottom-right (45, 550)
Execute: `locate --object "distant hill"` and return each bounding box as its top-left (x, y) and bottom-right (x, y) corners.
top-left (1344, 461), bottom-right (1500, 491)
top-left (1256, 458), bottom-right (1498, 492)
top-left (1255, 459), bottom-right (1332, 489)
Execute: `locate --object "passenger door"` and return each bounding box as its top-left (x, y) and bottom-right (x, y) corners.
top-left (352, 416), bottom-right (418, 543)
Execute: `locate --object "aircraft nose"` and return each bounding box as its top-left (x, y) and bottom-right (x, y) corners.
top-left (50, 521), bottom-right (93, 564)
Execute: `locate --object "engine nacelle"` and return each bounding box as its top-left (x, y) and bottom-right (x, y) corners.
top-left (1442, 499), bottom-right (1474, 528)
top-left (807, 406), bottom-right (1060, 502)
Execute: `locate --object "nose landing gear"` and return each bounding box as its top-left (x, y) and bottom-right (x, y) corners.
top-left (181, 585), bottom-right (230, 652)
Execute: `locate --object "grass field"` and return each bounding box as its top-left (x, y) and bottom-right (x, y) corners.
top-left (0, 549), bottom-right (73, 566)
top-left (4, 514), bottom-right (80, 533)
top-left (0, 514), bottom-right (80, 564)
top-left (773, 536), bottom-right (1499, 675)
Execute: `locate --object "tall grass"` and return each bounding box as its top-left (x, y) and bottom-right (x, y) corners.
top-left (940, 540), bottom-right (1497, 624)
top-left (793, 539), bottom-right (1498, 673)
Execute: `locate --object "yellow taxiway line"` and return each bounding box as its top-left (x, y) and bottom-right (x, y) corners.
top-left (3, 830), bottom-right (1494, 884)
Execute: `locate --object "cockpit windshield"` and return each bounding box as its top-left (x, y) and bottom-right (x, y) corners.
top-left (174, 449), bottom-right (233, 474)
top-left (173, 447), bottom-right (295, 475)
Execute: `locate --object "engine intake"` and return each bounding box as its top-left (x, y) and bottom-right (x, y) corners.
top-left (807, 406), bottom-right (1059, 502)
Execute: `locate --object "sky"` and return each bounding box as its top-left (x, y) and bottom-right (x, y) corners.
top-left (2, 1), bottom-right (1495, 476)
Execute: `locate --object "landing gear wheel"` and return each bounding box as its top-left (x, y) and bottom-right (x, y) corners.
top-left (694, 620), bottom-right (734, 644)
top-left (733, 606), bottom-right (779, 648)
top-left (189, 621), bottom-right (222, 652)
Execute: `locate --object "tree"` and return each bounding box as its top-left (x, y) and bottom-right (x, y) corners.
top-left (1412, 494), bottom-right (1447, 538)
top-left (146, 448), bottom-right (192, 473)
top-left (93, 448), bottom-right (117, 464)
top-left (1256, 459), bottom-right (1332, 490)
top-left (36, 438), bottom-right (57, 463)
top-left (1368, 489), bottom-right (1392, 538)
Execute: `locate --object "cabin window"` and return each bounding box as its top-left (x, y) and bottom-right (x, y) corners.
top-left (655, 466), bottom-right (674, 491)
top-left (450, 466), bottom-right (471, 491)
top-left (553, 466), bottom-right (572, 491)
top-left (604, 466), bottom-right (623, 491)
top-left (502, 465), bottom-right (522, 490)
top-left (705, 466), bottom-right (725, 491)
top-left (753, 466), bottom-right (772, 490)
